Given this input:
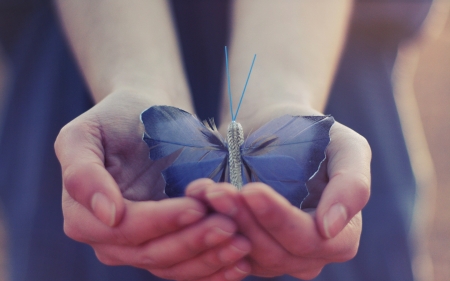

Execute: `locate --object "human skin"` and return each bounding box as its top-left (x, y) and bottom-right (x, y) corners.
top-left (54, 0), bottom-right (370, 280)
top-left (199, 2), bottom-right (371, 278)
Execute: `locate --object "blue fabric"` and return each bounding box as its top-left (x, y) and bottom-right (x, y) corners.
top-left (0, 0), bottom-right (432, 280)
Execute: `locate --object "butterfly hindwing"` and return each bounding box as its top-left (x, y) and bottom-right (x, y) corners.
top-left (242, 155), bottom-right (309, 207)
top-left (163, 157), bottom-right (228, 197)
top-left (241, 115), bottom-right (334, 207)
top-left (141, 106), bottom-right (228, 196)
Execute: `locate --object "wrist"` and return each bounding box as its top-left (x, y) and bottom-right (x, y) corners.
top-left (219, 103), bottom-right (323, 136)
top-left (97, 85), bottom-right (194, 114)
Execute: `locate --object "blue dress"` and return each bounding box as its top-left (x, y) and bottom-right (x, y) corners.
top-left (0, 0), bottom-right (432, 280)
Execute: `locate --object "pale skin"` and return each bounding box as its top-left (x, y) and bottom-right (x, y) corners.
top-left (54, 0), bottom-right (371, 280)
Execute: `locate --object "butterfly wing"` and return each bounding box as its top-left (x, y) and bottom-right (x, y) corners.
top-left (241, 115), bottom-right (334, 207)
top-left (141, 105), bottom-right (228, 197)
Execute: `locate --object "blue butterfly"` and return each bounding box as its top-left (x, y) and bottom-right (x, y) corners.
top-left (141, 48), bottom-right (334, 207)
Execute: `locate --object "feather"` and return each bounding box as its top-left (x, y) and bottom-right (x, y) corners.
top-left (242, 115), bottom-right (334, 187)
top-left (242, 155), bottom-right (308, 207)
top-left (141, 106), bottom-right (228, 197)
top-left (141, 106), bottom-right (226, 161)
top-left (241, 115), bottom-right (334, 206)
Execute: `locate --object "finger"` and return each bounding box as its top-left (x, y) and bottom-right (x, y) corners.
top-left (202, 184), bottom-right (296, 275)
top-left (55, 119), bottom-right (125, 226)
top-left (151, 235), bottom-right (251, 280)
top-left (316, 123), bottom-right (371, 238)
top-left (240, 183), bottom-right (321, 252)
top-left (185, 178), bottom-right (217, 201)
top-left (195, 259), bottom-right (251, 281)
top-left (63, 192), bottom-right (206, 245)
top-left (205, 184), bottom-right (345, 276)
top-left (92, 214), bottom-right (238, 269)
top-left (241, 183), bottom-right (361, 261)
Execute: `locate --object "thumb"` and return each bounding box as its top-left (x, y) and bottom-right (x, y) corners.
top-left (316, 124), bottom-right (371, 239)
top-left (55, 120), bottom-right (125, 227)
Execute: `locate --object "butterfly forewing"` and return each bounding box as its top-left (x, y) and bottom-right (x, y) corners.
top-left (141, 106), bottom-right (228, 196)
top-left (141, 106), bottom-right (226, 160)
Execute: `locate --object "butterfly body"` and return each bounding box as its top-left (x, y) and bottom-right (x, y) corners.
top-left (227, 121), bottom-right (244, 189)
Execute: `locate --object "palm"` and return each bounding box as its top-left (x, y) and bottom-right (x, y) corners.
top-left (88, 92), bottom-right (173, 201)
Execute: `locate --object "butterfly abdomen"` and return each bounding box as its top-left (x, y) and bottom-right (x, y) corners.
top-left (227, 121), bottom-right (244, 189)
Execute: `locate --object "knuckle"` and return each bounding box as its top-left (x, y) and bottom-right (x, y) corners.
top-left (352, 173), bottom-right (371, 205)
top-left (358, 134), bottom-right (371, 155)
top-left (54, 123), bottom-right (72, 155)
top-left (62, 166), bottom-right (81, 194)
top-left (63, 221), bottom-right (85, 242)
top-left (62, 222), bottom-right (77, 239)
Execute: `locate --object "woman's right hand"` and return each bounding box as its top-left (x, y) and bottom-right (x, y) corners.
top-left (55, 91), bottom-right (251, 281)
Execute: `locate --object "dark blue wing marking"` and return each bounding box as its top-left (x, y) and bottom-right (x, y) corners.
top-left (141, 106), bottom-right (228, 197)
top-left (242, 115), bottom-right (334, 206)
top-left (242, 155), bottom-right (309, 207)
top-left (163, 157), bottom-right (227, 197)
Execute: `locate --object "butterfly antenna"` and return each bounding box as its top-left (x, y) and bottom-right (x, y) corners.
top-left (225, 46), bottom-right (234, 121)
top-left (234, 54), bottom-right (256, 120)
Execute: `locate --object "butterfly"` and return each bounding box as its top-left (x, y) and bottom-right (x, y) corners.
top-left (141, 47), bottom-right (334, 207)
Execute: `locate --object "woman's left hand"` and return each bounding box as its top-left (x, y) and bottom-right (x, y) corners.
top-left (186, 118), bottom-right (371, 279)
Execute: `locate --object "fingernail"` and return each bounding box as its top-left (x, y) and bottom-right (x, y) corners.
top-left (323, 203), bottom-right (347, 238)
top-left (206, 190), bottom-right (238, 216)
top-left (178, 208), bottom-right (205, 226)
top-left (219, 238), bottom-right (251, 263)
top-left (91, 193), bottom-right (116, 227)
top-left (205, 224), bottom-right (236, 246)
top-left (224, 260), bottom-right (250, 280)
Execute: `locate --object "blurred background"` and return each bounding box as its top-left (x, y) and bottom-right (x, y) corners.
top-left (393, 2), bottom-right (450, 280)
top-left (0, 2), bottom-right (449, 281)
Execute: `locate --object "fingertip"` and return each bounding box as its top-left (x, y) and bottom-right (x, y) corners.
top-left (177, 206), bottom-right (207, 226)
top-left (224, 259), bottom-right (251, 281)
top-left (240, 188), bottom-right (269, 216)
top-left (205, 185), bottom-right (239, 217)
top-left (185, 178), bottom-right (216, 198)
top-left (241, 183), bottom-right (290, 216)
top-left (241, 182), bottom-right (271, 192)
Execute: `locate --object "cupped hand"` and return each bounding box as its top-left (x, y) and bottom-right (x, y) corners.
top-left (55, 91), bottom-right (251, 281)
top-left (187, 106), bottom-right (371, 279)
